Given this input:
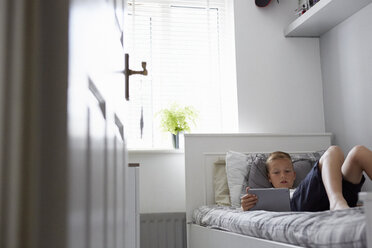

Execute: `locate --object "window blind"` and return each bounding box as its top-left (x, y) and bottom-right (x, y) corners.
top-left (125, 0), bottom-right (237, 149)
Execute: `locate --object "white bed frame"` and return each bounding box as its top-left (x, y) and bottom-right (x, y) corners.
top-left (184, 133), bottom-right (372, 248)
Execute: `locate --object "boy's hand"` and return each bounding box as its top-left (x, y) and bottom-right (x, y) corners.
top-left (241, 187), bottom-right (258, 211)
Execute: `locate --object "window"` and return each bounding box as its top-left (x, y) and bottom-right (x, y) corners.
top-left (125, 0), bottom-right (237, 149)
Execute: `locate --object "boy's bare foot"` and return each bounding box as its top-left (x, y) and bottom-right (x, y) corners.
top-left (330, 198), bottom-right (350, 210)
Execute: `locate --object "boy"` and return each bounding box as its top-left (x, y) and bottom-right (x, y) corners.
top-left (241, 145), bottom-right (372, 211)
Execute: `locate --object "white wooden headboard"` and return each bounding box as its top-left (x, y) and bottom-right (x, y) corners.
top-left (184, 133), bottom-right (332, 223)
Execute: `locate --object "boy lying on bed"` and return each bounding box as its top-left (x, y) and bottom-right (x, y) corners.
top-left (241, 145), bottom-right (372, 211)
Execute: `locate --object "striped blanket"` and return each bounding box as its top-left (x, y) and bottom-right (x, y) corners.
top-left (192, 205), bottom-right (366, 247)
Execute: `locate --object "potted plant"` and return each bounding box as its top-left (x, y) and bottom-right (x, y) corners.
top-left (158, 103), bottom-right (198, 149)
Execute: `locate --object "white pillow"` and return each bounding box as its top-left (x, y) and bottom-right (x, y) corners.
top-left (225, 151), bottom-right (250, 208)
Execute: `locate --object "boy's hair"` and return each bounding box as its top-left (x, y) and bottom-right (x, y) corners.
top-left (266, 151), bottom-right (293, 171)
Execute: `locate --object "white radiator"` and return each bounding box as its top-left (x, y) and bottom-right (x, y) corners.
top-left (140, 212), bottom-right (186, 248)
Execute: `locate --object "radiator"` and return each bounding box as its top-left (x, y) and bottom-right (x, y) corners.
top-left (140, 212), bottom-right (186, 248)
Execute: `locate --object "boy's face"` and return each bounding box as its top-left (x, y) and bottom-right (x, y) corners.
top-left (267, 158), bottom-right (296, 189)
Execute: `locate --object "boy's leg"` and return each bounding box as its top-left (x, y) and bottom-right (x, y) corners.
top-left (342, 145), bottom-right (372, 184)
top-left (318, 146), bottom-right (349, 210)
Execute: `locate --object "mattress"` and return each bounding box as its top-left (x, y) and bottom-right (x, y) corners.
top-left (192, 205), bottom-right (366, 248)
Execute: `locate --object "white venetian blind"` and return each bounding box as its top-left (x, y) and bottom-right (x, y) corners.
top-left (126, 0), bottom-right (237, 149)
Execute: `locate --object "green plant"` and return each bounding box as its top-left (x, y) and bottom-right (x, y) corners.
top-left (158, 104), bottom-right (198, 135)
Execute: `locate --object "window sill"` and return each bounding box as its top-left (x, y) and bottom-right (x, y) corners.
top-left (128, 148), bottom-right (185, 154)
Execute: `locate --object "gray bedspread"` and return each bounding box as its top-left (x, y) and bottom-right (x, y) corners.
top-left (192, 205), bottom-right (366, 247)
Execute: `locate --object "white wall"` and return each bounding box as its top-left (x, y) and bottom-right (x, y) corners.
top-left (234, 0), bottom-right (325, 133)
top-left (320, 3), bottom-right (372, 190)
top-left (128, 151), bottom-right (185, 213)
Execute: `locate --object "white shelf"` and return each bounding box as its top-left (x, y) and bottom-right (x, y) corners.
top-left (284, 0), bottom-right (372, 37)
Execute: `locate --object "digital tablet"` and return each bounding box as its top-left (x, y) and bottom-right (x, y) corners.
top-left (246, 188), bottom-right (291, 212)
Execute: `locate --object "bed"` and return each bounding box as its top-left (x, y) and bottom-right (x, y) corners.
top-left (184, 133), bottom-right (372, 248)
